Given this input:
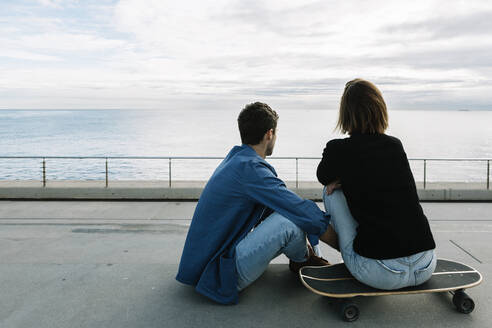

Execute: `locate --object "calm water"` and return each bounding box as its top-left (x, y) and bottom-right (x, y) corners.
top-left (1, 109), bottom-right (491, 182)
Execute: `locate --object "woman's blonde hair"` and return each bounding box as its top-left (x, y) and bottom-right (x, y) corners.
top-left (336, 78), bottom-right (388, 135)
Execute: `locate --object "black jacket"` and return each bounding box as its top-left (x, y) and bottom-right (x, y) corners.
top-left (317, 133), bottom-right (435, 259)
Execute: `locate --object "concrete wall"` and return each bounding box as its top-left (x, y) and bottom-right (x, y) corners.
top-left (0, 181), bottom-right (491, 201)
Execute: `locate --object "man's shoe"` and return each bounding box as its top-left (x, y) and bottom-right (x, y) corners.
top-left (289, 245), bottom-right (330, 273)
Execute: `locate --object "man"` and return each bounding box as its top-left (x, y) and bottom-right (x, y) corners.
top-left (176, 102), bottom-right (330, 305)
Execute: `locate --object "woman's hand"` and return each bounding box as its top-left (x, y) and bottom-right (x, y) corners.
top-left (325, 180), bottom-right (341, 195)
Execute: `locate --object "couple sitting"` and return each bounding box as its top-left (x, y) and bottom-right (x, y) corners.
top-left (176, 79), bottom-right (436, 304)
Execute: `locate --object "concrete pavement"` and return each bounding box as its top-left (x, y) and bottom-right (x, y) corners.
top-left (0, 201), bottom-right (491, 327)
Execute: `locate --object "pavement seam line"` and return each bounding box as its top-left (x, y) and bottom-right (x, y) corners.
top-left (449, 239), bottom-right (483, 264)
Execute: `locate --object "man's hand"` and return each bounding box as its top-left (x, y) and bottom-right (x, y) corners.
top-left (325, 180), bottom-right (341, 195)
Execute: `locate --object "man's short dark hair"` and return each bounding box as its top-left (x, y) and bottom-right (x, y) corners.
top-left (238, 102), bottom-right (279, 145)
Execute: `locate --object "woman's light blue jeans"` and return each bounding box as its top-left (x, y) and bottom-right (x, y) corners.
top-left (324, 189), bottom-right (436, 290)
top-left (235, 212), bottom-right (308, 291)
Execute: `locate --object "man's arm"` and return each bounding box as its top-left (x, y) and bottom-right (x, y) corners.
top-left (242, 161), bottom-right (330, 237)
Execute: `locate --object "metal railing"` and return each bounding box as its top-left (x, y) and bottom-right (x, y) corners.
top-left (0, 156), bottom-right (490, 190)
top-left (414, 158), bottom-right (491, 190)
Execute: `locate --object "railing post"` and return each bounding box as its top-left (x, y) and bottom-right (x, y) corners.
top-left (169, 158), bottom-right (172, 188)
top-left (487, 160), bottom-right (490, 190)
top-left (423, 159), bottom-right (427, 189)
top-left (295, 158), bottom-right (299, 189)
top-left (42, 158), bottom-right (46, 187)
top-left (105, 158), bottom-right (108, 188)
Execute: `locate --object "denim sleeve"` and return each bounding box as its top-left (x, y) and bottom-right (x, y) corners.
top-left (242, 161), bottom-right (330, 239)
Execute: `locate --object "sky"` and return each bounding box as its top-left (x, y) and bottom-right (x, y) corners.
top-left (1, 0), bottom-right (491, 110)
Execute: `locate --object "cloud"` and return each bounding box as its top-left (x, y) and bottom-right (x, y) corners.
top-left (35, 0), bottom-right (88, 9)
top-left (383, 11), bottom-right (492, 39)
top-left (0, 0), bottom-right (491, 109)
top-left (0, 49), bottom-right (61, 62)
top-left (12, 32), bottom-right (127, 52)
top-left (36, 0), bottom-right (63, 8)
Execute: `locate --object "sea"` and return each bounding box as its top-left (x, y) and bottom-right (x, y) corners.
top-left (1, 109), bottom-right (491, 183)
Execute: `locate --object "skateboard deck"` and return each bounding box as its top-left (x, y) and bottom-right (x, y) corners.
top-left (300, 259), bottom-right (482, 321)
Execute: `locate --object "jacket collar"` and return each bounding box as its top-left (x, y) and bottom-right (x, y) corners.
top-left (241, 144), bottom-right (262, 159)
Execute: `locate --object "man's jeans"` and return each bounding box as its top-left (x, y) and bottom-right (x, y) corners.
top-left (235, 212), bottom-right (308, 291)
top-left (324, 189), bottom-right (436, 290)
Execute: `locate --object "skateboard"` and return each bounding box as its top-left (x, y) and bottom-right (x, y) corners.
top-left (299, 259), bottom-right (482, 322)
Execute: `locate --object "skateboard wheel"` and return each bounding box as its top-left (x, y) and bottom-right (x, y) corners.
top-left (453, 290), bottom-right (475, 314)
top-left (340, 301), bottom-right (359, 322)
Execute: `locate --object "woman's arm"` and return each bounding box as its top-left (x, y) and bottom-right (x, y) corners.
top-left (317, 139), bottom-right (342, 185)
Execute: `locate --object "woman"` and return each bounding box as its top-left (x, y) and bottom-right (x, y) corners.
top-left (318, 78), bottom-right (436, 290)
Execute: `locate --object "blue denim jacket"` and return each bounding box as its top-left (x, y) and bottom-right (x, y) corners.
top-left (176, 144), bottom-right (330, 304)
